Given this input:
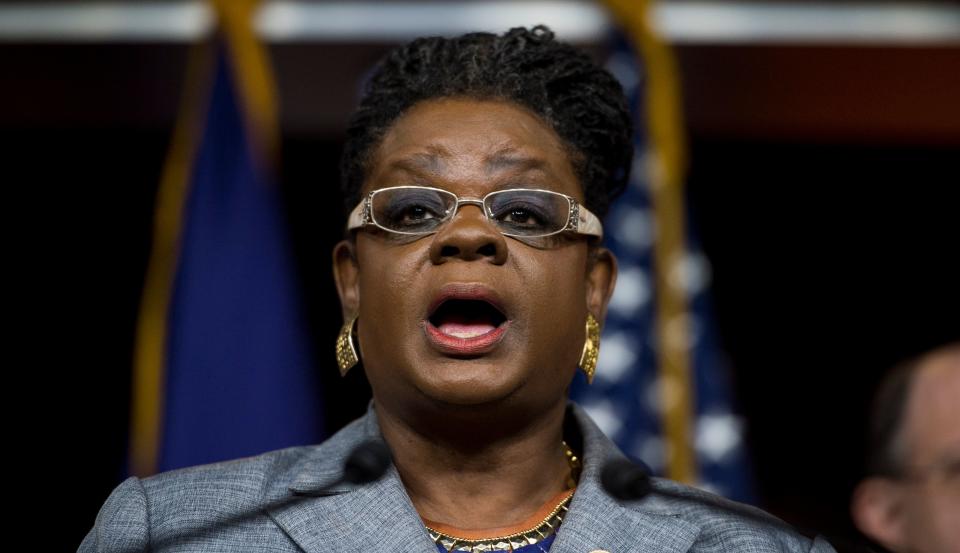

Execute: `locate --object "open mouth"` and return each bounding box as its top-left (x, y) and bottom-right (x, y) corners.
top-left (424, 296), bottom-right (510, 355)
top-left (428, 299), bottom-right (507, 339)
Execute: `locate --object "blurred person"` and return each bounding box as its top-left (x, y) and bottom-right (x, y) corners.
top-left (81, 27), bottom-right (835, 552)
top-left (851, 342), bottom-right (960, 553)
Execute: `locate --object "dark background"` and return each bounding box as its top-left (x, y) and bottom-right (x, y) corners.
top-left (6, 23), bottom-right (958, 553)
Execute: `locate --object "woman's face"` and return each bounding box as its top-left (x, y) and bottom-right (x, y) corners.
top-left (334, 98), bottom-right (616, 421)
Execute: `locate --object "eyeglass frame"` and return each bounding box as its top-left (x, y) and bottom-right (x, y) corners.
top-left (346, 185), bottom-right (604, 240)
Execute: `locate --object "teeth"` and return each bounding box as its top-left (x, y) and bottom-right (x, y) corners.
top-left (448, 329), bottom-right (488, 338)
top-left (438, 322), bottom-right (496, 339)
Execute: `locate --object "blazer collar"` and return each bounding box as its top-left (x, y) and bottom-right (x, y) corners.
top-left (266, 403), bottom-right (701, 553)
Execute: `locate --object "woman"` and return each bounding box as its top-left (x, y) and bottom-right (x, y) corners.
top-left (82, 27), bottom-right (834, 553)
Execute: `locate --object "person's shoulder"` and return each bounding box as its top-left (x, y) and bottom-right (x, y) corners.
top-left (80, 414), bottom-right (373, 552)
top-left (79, 445), bottom-right (320, 553)
top-left (139, 413), bottom-right (371, 504)
top-left (140, 442), bottom-right (317, 505)
top-left (636, 478), bottom-right (836, 553)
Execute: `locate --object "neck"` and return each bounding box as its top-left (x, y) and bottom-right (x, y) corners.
top-left (375, 398), bottom-right (572, 530)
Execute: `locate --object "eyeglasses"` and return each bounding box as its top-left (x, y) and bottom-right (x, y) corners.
top-left (347, 186), bottom-right (603, 240)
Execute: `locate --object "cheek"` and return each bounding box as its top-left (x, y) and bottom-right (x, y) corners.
top-left (925, 489), bottom-right (960, 545)
top-left (357, 237), bottom-right (425, 302)
top-left (517, 248), bottom-right (590, 370)
top-left (899, 485), bottom-right (960, 551)
top-left (354, 240), bottom-right (428, 358)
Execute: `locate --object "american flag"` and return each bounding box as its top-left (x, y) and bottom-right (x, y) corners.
top-left (570, 34), bottom-right (753, 503)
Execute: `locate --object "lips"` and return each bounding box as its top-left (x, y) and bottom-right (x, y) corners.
top-left (424, 284), bottom-right (510, 355)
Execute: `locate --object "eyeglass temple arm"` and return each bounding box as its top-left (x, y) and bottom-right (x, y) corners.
top-left (577, 206), bottom-right (603, 239)
top-left (346, 199), bottom-right (366, 231)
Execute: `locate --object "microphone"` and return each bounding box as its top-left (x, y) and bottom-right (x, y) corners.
top-left (599, 457), bottom-right (798, 533)
top-left (600, 458), bottom-right (653, 501)
top-left (599, 457), bottom-right (878, 553)
top-left (342, 438), bottom-right (393, 484)
top-left (298, 439), bottom-right (393, 495)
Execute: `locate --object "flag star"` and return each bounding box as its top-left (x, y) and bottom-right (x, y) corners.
top-left (582, 400), bottom-right (623, 440)
top-left (695, 413), bottom-right (744, 463)
top-left (611, 207), bottom-right (654, 252)
top-left (596, 332), bottom-right (638, 382)
top-left (608, 265), bottom-right (650, 316)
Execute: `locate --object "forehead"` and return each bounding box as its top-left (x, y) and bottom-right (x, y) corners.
top-left (904, 350), bottom-right (960, 462)
top-left (364, 98), bottom-right (582, 200)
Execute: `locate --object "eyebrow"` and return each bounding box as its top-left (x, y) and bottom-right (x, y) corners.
top-left (386, 151), bottom-right (447, 177)
top-left (484, 152), bottom-right (547, 174)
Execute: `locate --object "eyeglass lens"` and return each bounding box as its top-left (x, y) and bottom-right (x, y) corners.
top-left (370, 188), bottom-right (571, 237)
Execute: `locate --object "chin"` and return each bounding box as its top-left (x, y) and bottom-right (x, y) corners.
top-left (414, 360), bottom-right (525, 407)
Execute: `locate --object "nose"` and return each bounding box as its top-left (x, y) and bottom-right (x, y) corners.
top-left (428, 204), bottom-right (508, 265)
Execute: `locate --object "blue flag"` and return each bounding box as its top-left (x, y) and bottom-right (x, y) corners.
top-left (130, 40), bottom-right (322, 475)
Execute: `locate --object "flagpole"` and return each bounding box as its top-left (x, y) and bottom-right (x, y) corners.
top-left (600, 0), bottom-right (698, 485)
top-left (210, 0), bottom-right (280, 168)
top-left (129, 41), bottom-right (217, 477)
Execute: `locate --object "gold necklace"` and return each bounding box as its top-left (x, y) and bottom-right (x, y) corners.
top-left (425, 442), bottom-right (581, 553)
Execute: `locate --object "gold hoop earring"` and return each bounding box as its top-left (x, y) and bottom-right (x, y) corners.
top-left (579, 313), bottom-right (600, 384)
top-left (336, 313), bottom-right (359, 376)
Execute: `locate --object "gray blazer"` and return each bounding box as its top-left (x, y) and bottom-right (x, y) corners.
top-left (80, 405), bottom-right (836, 552)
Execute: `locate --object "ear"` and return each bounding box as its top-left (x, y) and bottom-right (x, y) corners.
top-left (585, 246), bottom-right (617, 323)
top-left (851, 477), bottom-right (909, 552)
top-left (332, 239), bottom-right (360, 320)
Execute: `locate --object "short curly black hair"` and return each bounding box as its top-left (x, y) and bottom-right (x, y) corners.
top-left (340, 25), bottom-right (634, 219)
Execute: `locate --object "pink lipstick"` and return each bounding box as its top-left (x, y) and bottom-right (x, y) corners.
top-left (423, 284), bottom-right (510, 355)
top-left (424, 321), bottom-right (510, 355)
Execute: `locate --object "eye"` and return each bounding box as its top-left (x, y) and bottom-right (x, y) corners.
top-left (399, 204), bottom-right (436, 222)
top-left (389, 200), bottom-right (444, 227)
top-left (491, 198), bottom-right (552, 230)
top-left (487, 189), bottom-right (571, 235)
top-left (376, 188), bottom-right (450, 230)
top-left (500, 205), bottom-right (546, 226)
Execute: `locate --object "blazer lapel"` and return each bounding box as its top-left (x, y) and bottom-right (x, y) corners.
top-left (264, 407), bottom-right (438, 553)
top-left (267, 466), bottom-right (436, 553)
top-left (551, 480), bottom-right (700, 553)
top-left (552, 405), bottom-right (701, 553)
